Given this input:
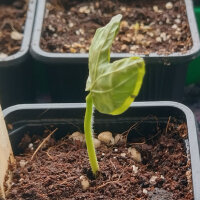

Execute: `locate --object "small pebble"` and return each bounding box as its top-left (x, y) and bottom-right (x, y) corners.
top-left (70, 48), bottom-right (77, 53)
top-left (132, 165), bottom-right (138, 174)
top-left (102, 153), bottom-right (105, 156)
top-left (69, 132), bottom-right (85, 142)
top-left (130, 45), bottom-right (139, 51)
top-left (166, 18), bottom-right (171, 24)
top-left (143, 189), bottom-right (148, 194)
top-left (69, 22), bottom-right (74, 28)
top-left (175, 18), bottom-right (181, 24)
top-left (120, 153), bottom-right (126, 157)
top-left (186, 170), bottom-right (192, 183)
top-left (11, 31), bottom-right (23, 41)
top-left (79, 6), bottom-right (90, 14)
top-left (98, 131), bottom-right (114, 144)
top-left (75, 30), bottom-right (80, 35)
top-left (80, 175), bottom-right (90, 190)
top-left (114, 134), bottom-right (123, 144)
top-left (28, 143), bottom-right (33, 149)
top-left (93, 138), bottom-right (101, 148)
top-left (160, 32), bottom-right (167, 41)
top-left (153, 5), bottom-right (159, 13)
top-left (19, 178), bottom-right (24, 182)
top-left (161, 175), bottom-right (165, 179)
top-left (156, 37), bottom-right (162, 42)
top-left (120, 20), bottom-right (128, 28)
top-left (79, 29), bottom-right (85, 35)
top-left (0, 53), bottom-right (8, 59)
top-left (150, 176), bottom-right (158, 185)
top-left (172, 24), bottom-right (178, 29)
top-left (114, 148), bottom-right (118, 152)
top-left (48, 25), bottom-right (55, 32)
top-left (128, 147), bottom-right (142, 162)
top-left (121, 44), bottom-right (128, 51)
top-left (165, 2), bottom-right (173, 10)
top-left (19, 160), bottom-right (27, 168)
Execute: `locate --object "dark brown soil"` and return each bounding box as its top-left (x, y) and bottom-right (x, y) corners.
top-left (40, 0), bottom-right (192, 55)
top-left (0, 0), bottom-right (28, 57)
top-left (7, 118), bottom-right (193, 200)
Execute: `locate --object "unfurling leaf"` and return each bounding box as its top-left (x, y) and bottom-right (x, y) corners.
top-left (86, 14), bottom-right (145, 115)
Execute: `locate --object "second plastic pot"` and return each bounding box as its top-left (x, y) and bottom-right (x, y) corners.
top-left (3, 102), bottom-right (200, 199)
top-left (31, 0), bottom-right (200, 102)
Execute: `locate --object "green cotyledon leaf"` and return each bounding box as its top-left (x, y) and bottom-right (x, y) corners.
top-left (86, 14), bottom-right (145, 115)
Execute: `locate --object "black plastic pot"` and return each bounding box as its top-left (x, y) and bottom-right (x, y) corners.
top-left (0, 0), bottom-right (37, 109)
top-left (3, 102), bottom-right (200, 199)
top-left (30, 0), bottom-right (200, 102)
top-left (194, 0), bottom-right (200, 6)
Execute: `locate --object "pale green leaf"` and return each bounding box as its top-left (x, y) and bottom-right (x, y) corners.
top-left (86, 14), bottom-right (145, 115)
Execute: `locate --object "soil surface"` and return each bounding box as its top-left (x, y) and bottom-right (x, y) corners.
top-left (7, 119), bottom-right (193, 200)
top-left (40, 0), bottom-right (192, 55)
top-left (0, 0), bottom-right (28, 58)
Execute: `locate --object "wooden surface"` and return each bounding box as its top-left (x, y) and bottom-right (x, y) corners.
top-left (0, 106), bottom-right (14, 199)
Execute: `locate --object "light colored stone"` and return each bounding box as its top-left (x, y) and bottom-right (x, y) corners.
top-left (128, 147), bottom-right (142, 162)
top-left (48, 24), bottom-right (55, 32)
top-left (70, 48), bottom-right (77, 53)
top-left (98, 131), bottom-right (114, 144)
top-left (143, 189), bottom-right (148, 194)
top-left (0, 53), bottom-right (8, 59)
top-left (120, 153), bottom-right (126, 157)
top-left (175, 18), bottom-right (181, 24)
top-left (114, 134), bottom-right (125, 144)
top-left (121, 20), bottom-right (128, 28)
top-left (153, 5), bottom-right (159, 12)
top-left (80, 175), bottom-right (90, 190)
top-left (166, 18), bottom-right (170, 24)
top-left (121, 44), bottom-right (128, 51)
top-left (69, 132), bottom-right (85, 142)
top-left (165, 2), bottom-right (173, 10)
top-left (93, 138), bottom-right (101, 148)
top-left (28, 143), bottom-right (33, 150)
top-left (10, 31), bottom-right (23, 40)
top-left (69, 22), bottom-right (74, 28)
top-left (19, 160), bottom-right (27, 168)
top-left (172, 24), bottom-right (178, 30)
top-left (80, 48), bottom-right (86, 53)
top-left (150, 176), bottom-right (158, 185)
top-left (79, 6), bottom-right (90, 14)
top-left (156, 37), bottom-right (162, 42)
top-left (160, 32), bottom-right (167, 41)
top-left (130, 45), bottom-right (139, 51)
top-left (186, 170), bottom-right (192, 183)
top-left (161, 175), bottom-right (165, 179)
top-left (132, 165), bottom-right (138, 174)
top-left (75, 30), bottom-right (80, 35)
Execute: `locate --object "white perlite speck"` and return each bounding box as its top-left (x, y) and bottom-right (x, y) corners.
top-left (165, 2), bottom-right (173, 10)
top-left (0, 53), bottom-right (8, 59)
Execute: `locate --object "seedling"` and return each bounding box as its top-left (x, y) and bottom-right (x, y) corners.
top-left (84, 14), bottom-right (145, 176)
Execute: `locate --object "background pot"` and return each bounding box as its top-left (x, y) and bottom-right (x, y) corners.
top-left (31, 0), bottom-right (200, 103)
top-left (194, 0), bottom-right (200, 6)
top-left (186, 6), bottom-right (200, 85)
top-left (0, 0), bottom-right (37, 109)
top-left (3, 101), bottom-right (200, 199)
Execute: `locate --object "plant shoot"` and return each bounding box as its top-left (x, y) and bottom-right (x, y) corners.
top-left (84, 14), bottom-right (145, 176)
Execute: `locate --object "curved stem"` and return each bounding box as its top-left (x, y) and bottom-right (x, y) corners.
top-left (84, 93), bottom-right (99, 176)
